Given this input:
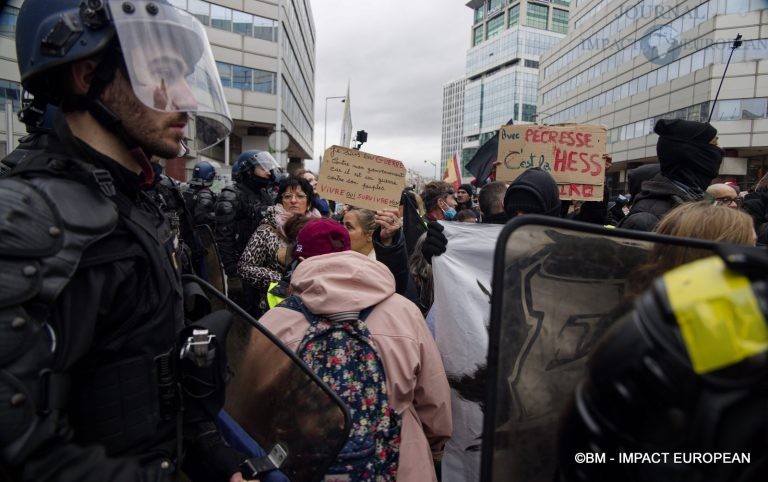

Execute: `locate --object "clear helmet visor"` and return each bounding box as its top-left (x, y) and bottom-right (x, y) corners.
top-left (109, 0), bottom-right (232, 152)
top-left (252, 151), bottom-right (280, 172)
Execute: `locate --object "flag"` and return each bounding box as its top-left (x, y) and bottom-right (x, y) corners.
top-left (466, 118), bottom-right (514, 184)
top-left (443, 151), bottom-right (462, 191)
top-left (339, 82), bottom-right (353, 148)
top-left (430, 222), bottom-right (505, 482)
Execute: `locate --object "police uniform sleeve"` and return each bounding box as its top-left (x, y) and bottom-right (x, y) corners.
top-left (214, 187), bottom-right (240, 277)
top-left (193, 189), bottom-right (216, 226)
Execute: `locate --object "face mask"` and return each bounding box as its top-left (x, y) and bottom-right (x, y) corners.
top-left (442, 206), bottom-right (457, 220)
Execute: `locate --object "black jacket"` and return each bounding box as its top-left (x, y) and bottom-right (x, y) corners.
top-left (214, 182), bottom-right (274, 277)
top-left (1, 116), bottom-right (234, 481)
top-left (373, 228), bottom-right (412, 298)
top-left (619, 173), bottom-right (703, 231)
top-left (742, 191), bottom-right (768, 245)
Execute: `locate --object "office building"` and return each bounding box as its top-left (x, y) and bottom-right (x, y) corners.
top-left (441, 77), bottom-right (468, 175)
top-left (538, 0), bottom-right (768, 192)
top-left (0, 0), bottom-right (316, 179)
top-left (446, 0), bottom-right (570, 174)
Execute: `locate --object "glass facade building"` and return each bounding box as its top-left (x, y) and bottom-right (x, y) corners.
top-left (442, 78), bottom-right (469, 174)
top-left (0, 0), bottom-right (315, 176)
top-left (538, 0), bottom-right (768, 193)
top-left (441, 1), bottom-right (569, 173)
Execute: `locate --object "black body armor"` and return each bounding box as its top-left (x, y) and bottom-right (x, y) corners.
top-left (0, 133), bottom-right (187, 480)
top-left (213, 183), bottom-right (274, 277)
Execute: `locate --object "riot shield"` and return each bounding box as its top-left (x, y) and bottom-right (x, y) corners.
top-left (480, 216), bottom-right (718, 482)
top-left (183, 275), bottom-right (350, 482)
top-left (195, 224), bottom-right (226, 294)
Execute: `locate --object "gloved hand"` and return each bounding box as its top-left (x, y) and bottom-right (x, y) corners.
top-left (183, 421), bottom-right (248, 482)
top-left (421, 221), bottom-right (448, 264)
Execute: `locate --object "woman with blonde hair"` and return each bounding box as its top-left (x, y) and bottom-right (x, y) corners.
top-left (343, 207), bottom-right (379, 258)
top-left (631, 202), bottom-right (756, 292)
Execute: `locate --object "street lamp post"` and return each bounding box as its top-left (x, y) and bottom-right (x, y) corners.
top-left (424, 160), bottom-right (437, 180)
top-left (323, 96), bottom-right (346, 156)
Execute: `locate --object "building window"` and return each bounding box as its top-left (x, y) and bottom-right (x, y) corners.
top-left (521, 103), bottom-right (536, 122)
top-left (486, 14), bottom-right (504, 39)
top-left (553, 0), bottom-right (570, 6)
top-left (488, 0), bottom-right (505, 14)
top-left (217, 62), bottom-right (232, 88)
top-left (552, 8), bottom-right (568, 34)
top-left (473, 25), bottom-right (484, 46)
top-left (524, 59), bottom-right (539, 68)
top-left (253, 14), bottom-right (277, 42)
top-left (0, 5), bottom-right (19, 38)
top-left (474, 7), bottom-right (484, 23)
top-left (174, 1), bottom-right (276, 42)
top-left (0, 79), bottom-right (21, 112)
top-left (253, 69), bottom-right (275, 94)
top-left (187, 0), bottom-right (210, 26)
top-left (508, 3), bottom-right (520, 27)
top-left (216, 62), bottom-right (275, 94)
top-left (526, 3), bottom-right (548, 30)
top-left (232, 11), bottom-right (253, 36)
top-left (742, 98), bottom-right (768, 119)
top-left (232, 65), bottom-right (252, 91)
top-left (210, 4), bottom-right (232, 31)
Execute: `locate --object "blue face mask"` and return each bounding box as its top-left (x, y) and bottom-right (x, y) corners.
top-left (443, 206), bottom-right (457, 220)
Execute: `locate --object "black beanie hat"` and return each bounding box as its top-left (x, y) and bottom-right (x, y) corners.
top-left (654, 119), bottom-right (717, 143)
top-left (654, 119), bottom-right (723, 191)
top-left (503, 168), bottom-right (561, 218)
top-left (458, 183), bottom-right (476, 195)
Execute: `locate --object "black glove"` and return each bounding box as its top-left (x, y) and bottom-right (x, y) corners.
top-left (183, 421), bottom-right (247, 481)
top-left (421, 221), bottom-right (448, 264)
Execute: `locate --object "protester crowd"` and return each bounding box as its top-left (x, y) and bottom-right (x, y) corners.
top-left (1, 0), bottom-right (765, 480)
top-left (168, 117), bottom-right (764, 481)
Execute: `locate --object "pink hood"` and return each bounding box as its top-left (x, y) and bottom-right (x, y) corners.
top-left (289, 251), bottom-right (395, 315)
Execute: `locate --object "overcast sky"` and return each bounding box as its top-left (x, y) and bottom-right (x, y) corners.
top-left (306, 0), bottom-right (472, 179)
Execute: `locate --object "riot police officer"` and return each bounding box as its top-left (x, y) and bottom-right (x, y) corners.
top-left (557, 246), bottom-right (768, 481)
top-left (184, 160), bottom-right (218, 227)
top-left (0, 1), bottom-right (251, 480)
top-left (214, 150), bottom-right (282, 313)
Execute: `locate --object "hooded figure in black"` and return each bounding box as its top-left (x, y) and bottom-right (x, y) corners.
top-left (503, 167), bottom-right (562, 219)
top-left (619, 119), bottom-right (723, 232)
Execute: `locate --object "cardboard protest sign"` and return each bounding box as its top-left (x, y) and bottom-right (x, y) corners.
top-left (318, 146), bottom-right (405, 211)
top-left (496, 125), bottom-right (607, 201)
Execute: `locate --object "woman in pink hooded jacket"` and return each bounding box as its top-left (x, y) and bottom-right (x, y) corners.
top-left (256, 248), bottom-right (452, 481)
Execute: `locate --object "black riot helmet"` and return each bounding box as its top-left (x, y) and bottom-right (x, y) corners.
top-left (557, 246), bottom-right (768, 482)
top-left (190, 160), bottom-right (216, 187)
top-left (15, 0), bottom-right (232, 184)
top-left (232, 150), bottom-right (284, 186)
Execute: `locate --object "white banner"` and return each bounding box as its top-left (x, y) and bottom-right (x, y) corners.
top-left (431, 222), bottom-right (504, 482)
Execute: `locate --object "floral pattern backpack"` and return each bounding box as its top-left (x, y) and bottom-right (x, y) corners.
top-left (280, 295), bottom-right (401, 481)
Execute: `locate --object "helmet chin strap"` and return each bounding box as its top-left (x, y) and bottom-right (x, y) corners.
top-left (178, 139), bottom-right (189, 158)
top-left (86, 98), bottom-right (156, 189)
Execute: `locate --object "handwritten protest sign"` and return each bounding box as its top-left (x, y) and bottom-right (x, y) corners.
top-left (496, 124), bottom-right (607, 201)
top-left (317, 146), bottom-right (406, 211)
